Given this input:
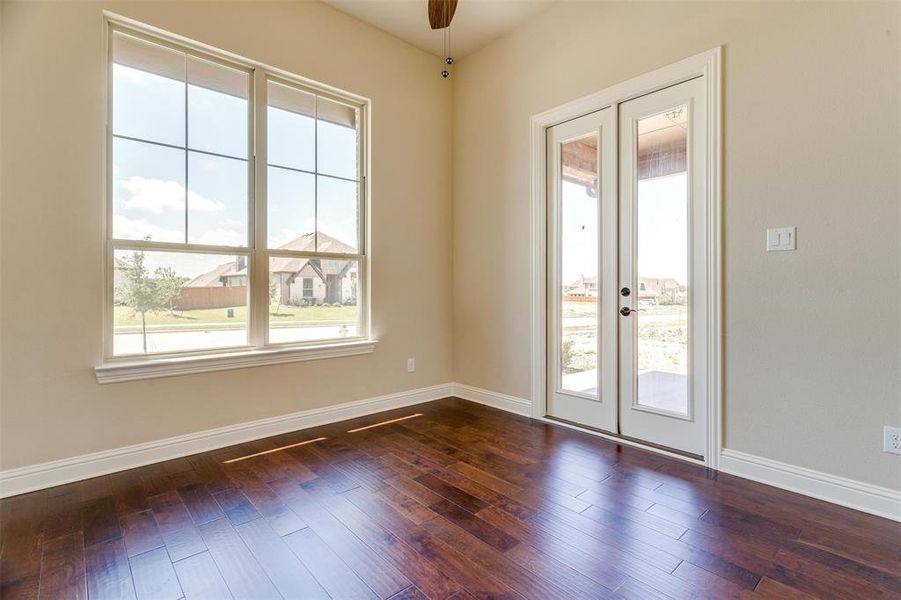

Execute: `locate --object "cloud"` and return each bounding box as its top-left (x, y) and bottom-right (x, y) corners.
top-left (113, 214), bottom-right (182, 243)
top-left (192, 228), bottom-right (247, 247)
top-left (120, 176), bottom-right (225, 214)
top-left (113, 217), bottom-right (246, 277)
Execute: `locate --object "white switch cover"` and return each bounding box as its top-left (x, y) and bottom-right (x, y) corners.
top-left (407, 358), bottom-right (416, 373)
top-left (766, 227), bottom-right (796, 252)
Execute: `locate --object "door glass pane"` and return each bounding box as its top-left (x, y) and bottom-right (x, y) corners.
top-left (559, 133), bottom-right (599, 396)
top-left (635, 106), bottom-right (689, 414)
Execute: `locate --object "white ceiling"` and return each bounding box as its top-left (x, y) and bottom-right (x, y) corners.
top-left (321, 0), bottom-right (556, 58)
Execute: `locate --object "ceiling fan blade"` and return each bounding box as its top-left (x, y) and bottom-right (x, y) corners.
top-left (428, 0), bottom-right (458, 30)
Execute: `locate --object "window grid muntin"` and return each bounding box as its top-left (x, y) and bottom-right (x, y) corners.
top-left (109, 26), bottom-right (254, 248)
top-left (266, 162), bottom-right (359, 185)
top-left (264, 74), bottom-right (363, 255)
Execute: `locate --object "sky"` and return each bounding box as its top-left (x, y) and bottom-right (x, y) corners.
top-left (112, 61), bottom-right (359, 279)
top-left (560, 173), bottom-right (689, 288)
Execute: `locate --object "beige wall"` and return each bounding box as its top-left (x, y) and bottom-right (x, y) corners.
top-left (453, 1), bottom-right (901, 489)
top-left (0, 1), bottom-right (453, 470)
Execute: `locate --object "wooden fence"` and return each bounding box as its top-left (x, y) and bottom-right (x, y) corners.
top-left (173, 286), bottom-right (247, 311)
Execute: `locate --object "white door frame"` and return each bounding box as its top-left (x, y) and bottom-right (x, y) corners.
top-left (529, 48), bottom-right (723, 468)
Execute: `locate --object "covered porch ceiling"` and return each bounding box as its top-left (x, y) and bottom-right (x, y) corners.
top-left (562, 107), bottom-right (689, 188)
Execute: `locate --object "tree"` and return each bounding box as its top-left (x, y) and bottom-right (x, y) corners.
top-left (118, 251), bottom-right (166, 353)
top-left (155, 266), bottom-right (187, 316)
top-left (349, 273), bottom-right (358, 304)
top-left (269, 276), bottom-right (283, 316)
top-left (561, 339), bottom-right (575, 371)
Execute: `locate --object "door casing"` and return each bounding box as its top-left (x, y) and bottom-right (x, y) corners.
top-left (530, 48), bottom-right (723, 467)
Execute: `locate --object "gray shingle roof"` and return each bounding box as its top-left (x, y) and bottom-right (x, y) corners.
top-left (185, 232), bottom-right (356, 287)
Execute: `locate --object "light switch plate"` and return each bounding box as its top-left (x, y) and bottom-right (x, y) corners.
top-left (766, 227), bottom-right (796, 252)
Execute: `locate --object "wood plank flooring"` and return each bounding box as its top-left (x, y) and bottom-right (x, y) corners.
top-left (1, 397), bottom-right (899, 599)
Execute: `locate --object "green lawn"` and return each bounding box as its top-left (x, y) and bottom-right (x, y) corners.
top-left (114, 304), bottom-right (356, 331)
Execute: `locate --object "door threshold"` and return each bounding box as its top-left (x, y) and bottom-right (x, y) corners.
top-left (542, 415), bottom-right (705, 465)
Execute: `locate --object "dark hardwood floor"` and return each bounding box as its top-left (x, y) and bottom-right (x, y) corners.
top-left (1, 397), bottom-right (899, 599)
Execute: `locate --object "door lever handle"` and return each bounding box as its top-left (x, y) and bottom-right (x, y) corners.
top-left (620, 307), bottom-right (645, 316)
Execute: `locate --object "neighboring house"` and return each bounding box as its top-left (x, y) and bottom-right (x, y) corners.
top-left (563, 275), bottom-right (683, 303)
top-left (181, 232), bottom-right (358, 309)
top-left (637, 277), bottom-right (683, 302)
top-left (565, 275), bottom-right (598, 297)
top-left (175, 257), bottom-right (249, 310)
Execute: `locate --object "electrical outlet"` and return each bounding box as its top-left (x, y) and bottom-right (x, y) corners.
top-left (407, 358), bottom-right (416, 373)
top-left (884, 426), bottom-right (901, 455)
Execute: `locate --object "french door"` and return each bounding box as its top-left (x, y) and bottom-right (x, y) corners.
top-left (546, 109), bottom-right (617, 432)
top-left (547, 77), bottom-right (709, 458)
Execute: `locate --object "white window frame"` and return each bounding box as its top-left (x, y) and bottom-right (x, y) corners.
top-left (96, 15), bottom-right (374, 384)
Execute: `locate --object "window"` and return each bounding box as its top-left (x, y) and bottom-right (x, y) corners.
top-left (301, 278), bottom-right (315, 298)
top-left (103, 21), bottom-right (369, 375)
top-left (265, 79), bottom-right (362, 345)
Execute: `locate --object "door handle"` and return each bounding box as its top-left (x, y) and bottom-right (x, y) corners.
top-left (620, 307), bottom-right (645, 316)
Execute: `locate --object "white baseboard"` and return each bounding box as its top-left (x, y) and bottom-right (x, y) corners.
top-left (0, 383), bottom-right (454, 498)
top-left (719, 449), bottom-right (901, 522)
top-left (451, 382), bottom-right (532, 416)
top-left (4, 381), bottom-right (898, 523)
top-left (453, 383), bottom-right (901, 522)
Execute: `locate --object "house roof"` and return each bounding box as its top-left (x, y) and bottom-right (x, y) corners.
top-left (277, 232), bottom-right (356, 254)
top-left (184, 261), bottom-right (244, 288)
top-left (270, 232), bottom-right (356, 275)
top-left (563, 108), bottom-right (688, 189)
top-left (638, 277), bottom-right (683, 296)
top-left (185, 232), bottom-right (356, 288)
top-left (640, 277), bottom-right (681, 288)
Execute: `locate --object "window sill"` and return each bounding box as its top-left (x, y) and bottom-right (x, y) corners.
top-left (95, 339), bottom-right (378, 384)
